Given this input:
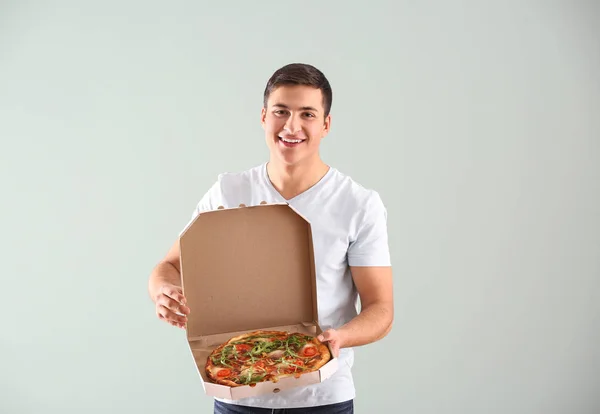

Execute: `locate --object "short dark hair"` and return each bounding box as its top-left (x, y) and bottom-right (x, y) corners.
top-left (263, 63), bottom-right (333, 117)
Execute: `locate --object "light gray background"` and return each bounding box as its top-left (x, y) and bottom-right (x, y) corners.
top-left (1, 1), bottom-right (598, 413)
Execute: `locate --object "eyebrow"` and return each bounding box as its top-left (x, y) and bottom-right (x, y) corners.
top-left (272, 103), bottom-right (319, 112)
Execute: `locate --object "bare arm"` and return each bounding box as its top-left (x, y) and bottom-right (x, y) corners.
top-left (148, 239), bottom-right (190, 328)
top-left (318, 266), bottom-right (394, 353)
top-left (148, 239), bottom-right (181, 298)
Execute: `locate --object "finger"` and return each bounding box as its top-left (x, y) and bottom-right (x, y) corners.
top-left (160, 285), bottom-right (187, 305)
top-left (163, 316), bottom-right (186, 329)
top-left (159, 313), bottom-right (187, 329)
top-left (157, 293), bottom-right (190, 315)
top-left (318, 330), bottom-right (333, 342)
top-left (157, 304), bottom-right (188, 324)
top-left (167, 318), bottom-right (186, 329)
top-left (171, 318), bottom-right (186, 329)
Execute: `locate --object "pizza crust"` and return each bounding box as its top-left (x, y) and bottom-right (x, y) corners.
top-left (227, 330), bottom-right (286, 344)
top-left (212, 377), bottom-right (239, 387)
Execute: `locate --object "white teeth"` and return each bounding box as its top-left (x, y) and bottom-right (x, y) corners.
top-left (280, 137), bottom-right (303, 143)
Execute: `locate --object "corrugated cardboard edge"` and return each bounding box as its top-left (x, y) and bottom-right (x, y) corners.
top-left (284, 204), bottom-right (320, 328)
top-left (178, 201), bottom-right (290, 240)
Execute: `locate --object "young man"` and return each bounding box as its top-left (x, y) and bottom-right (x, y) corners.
top-left (148, 63), bottom-right (394, 413)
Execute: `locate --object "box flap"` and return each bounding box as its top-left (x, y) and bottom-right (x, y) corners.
top-left (179, 203), bottom-right (318, 339)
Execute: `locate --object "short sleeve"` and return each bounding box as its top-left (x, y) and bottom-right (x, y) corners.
top-left (190, 179), bottom-right (222, 219)
top-left (179, 178), bottom-right (222, 235)
top-left (347, 191), bottom-right (392, 267)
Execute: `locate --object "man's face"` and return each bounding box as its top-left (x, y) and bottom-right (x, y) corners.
top-left (261, 85), bottom-right (331, 167)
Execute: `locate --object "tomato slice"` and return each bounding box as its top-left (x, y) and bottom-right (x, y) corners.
top-left (302, 346), bottom-right (317, 357)
top-left (236, 344), bottom-right (252, 353)
top-left (217, 369), bottom-right (231, 377)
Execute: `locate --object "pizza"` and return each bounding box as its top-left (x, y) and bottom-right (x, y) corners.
top-left (205, 330), bottom-right (331, 387)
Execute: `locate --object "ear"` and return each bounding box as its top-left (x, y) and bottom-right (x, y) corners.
top-left (260, 107), bottom-right (267, 128)
top-left (322, 114), bottom-right (331, 137)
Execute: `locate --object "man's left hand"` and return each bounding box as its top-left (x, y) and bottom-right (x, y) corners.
top-left (317, 329), bottom-right (345, 358)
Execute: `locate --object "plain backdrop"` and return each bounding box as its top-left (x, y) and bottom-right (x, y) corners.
top-left (1, 1), bottom-right (599, 413)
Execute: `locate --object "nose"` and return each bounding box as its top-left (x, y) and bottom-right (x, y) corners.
top-left (283, 113), bottom-right (301, 135)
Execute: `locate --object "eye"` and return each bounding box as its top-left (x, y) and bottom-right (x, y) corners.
top-left (274, 110), bottom-right (288, 116)
top-left (303, 112), bottom-right (315, 118)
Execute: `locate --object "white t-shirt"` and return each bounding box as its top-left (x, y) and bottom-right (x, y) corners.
top-left (186, 162), bottom-right (391, 409)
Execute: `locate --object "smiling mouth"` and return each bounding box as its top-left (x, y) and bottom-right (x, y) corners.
top-left (278, 136), bottom-right (305, 144)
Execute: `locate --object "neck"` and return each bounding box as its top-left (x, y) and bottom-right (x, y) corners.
top-left (267, 156), bottom-right (330, 200)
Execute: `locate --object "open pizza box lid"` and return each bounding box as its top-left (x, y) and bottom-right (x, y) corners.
top-left (178, 202), bottom-right (339, 401)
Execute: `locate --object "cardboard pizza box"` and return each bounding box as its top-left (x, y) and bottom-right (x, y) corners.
top-left (178, 202), bottom-right (339, 400)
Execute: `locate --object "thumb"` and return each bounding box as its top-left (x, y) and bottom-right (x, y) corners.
top-left (318, 329), bottom-right (334, 342)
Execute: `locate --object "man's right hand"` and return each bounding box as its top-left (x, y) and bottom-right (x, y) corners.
top-left (154, 284), bottom-right (190, 329)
